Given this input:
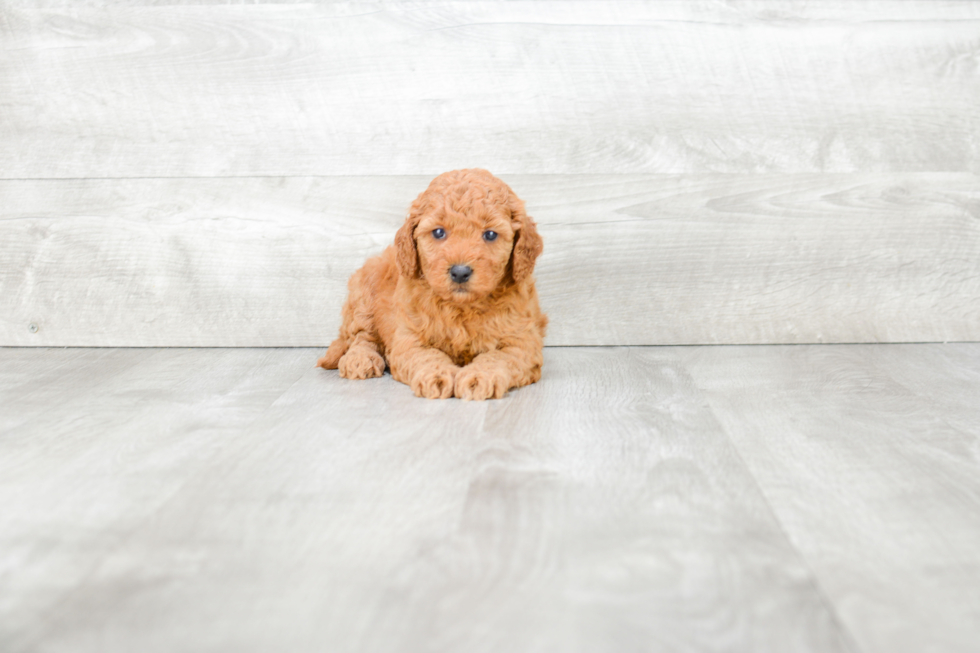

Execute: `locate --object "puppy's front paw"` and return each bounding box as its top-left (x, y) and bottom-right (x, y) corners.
top-left (338, 347), bottom-right (386, 380)
top-left (454, 367), bottom-right (509, 401)
top-left (412, 365), bottom-right (458, 399)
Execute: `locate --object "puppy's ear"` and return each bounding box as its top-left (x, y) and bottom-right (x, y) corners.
top-left (509, 195), bottom-right (543, 283)
top-left (395, 198), bottom-right (424, 278)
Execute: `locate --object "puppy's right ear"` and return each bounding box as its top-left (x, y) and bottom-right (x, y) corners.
top-left (395, 197), bottom-right (424, 278)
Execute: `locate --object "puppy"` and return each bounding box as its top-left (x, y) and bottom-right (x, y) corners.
top-left (317, 169), bottom-right (547, 400)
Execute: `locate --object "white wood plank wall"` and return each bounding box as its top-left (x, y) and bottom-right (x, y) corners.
top-left (1, 1), bottom-right (978, 346)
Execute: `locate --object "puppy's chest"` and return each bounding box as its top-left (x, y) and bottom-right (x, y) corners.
top-left (421, 311), bottom-right (499, 366)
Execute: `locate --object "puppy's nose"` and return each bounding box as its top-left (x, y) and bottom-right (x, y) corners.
top-left (450, 264), bottom-right (473, 284)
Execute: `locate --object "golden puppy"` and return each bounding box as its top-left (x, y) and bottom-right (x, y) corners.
top-left (317, 169), bottom-right (547, 400)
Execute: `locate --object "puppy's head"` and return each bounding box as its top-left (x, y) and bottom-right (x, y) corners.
top-left (395, 169), bottom-right (542, 303)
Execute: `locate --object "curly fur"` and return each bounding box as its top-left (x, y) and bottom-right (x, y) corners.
top-left (317, 169), bottom-right (547, 400)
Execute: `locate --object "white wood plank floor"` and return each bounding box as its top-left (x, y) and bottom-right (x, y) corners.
top-left (1, 345), bottom-right (978, 653)
top-left (4, 174), bottom-right (978, 347)
top-left (5, 3), bottom-right (980, 178)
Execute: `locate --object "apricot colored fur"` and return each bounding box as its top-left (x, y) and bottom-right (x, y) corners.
top-left (317, 169), bottom-right (547, 400)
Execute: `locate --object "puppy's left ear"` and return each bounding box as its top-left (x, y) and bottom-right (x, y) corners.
top-left (509, 195), bottom-right (543, 283)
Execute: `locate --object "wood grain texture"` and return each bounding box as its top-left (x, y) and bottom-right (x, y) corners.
top-left (2, 174), bottom-right (977, 346)
top-left (680, 343), bottom-right (980, 653)
top-left (0, 347), bottom-right (148, 431)
top-left (10, 0), bottom-right (980, 14)
top-left (2, 2), bottom-right (979, 177)
top-left (0, 347), bottom-right (314, 651)
top-left (0, 346), bottom-right (853, 653)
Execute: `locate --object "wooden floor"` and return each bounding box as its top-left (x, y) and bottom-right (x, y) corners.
top-left (5, 2), bottom-right (980, 348)
top-left (1, 345), bottom-right (978, 653)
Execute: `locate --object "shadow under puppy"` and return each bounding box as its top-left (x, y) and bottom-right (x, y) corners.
top-left (317, 169), bottom-right (547, 400)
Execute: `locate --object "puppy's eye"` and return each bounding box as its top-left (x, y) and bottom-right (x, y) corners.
top-left (432, 228), bottom-right (446, 240)
top-left (483, 230), bottom-right (498, 242)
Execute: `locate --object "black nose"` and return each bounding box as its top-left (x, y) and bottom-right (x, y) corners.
top-left (450, 264), bottom-right (473, 284)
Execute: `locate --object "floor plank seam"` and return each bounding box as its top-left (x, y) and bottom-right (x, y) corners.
top-left (709, 411), bottom-right (866, 653)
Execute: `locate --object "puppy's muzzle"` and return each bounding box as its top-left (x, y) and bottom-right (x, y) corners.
top-left (450, 264), bottom-right (473, 284)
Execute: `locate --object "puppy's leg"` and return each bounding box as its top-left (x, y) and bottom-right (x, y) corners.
top-left (387, 341), bottom-right (459, 399)
top-left (455, 341), bottom-right (543, 401)
top-left (337, 333), bottom-right (386, 380)
top-left (318, 263), bottom-right (386, 379)
top-left (316, 337), bottom-right (349, 369)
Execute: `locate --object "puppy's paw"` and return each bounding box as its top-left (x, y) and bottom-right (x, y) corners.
top-left (338, 347), bottom-right (386, 380)
top-left (412, 365), bottom-right (458, 399)
top-left (454, 367), bottom-right (509, 401)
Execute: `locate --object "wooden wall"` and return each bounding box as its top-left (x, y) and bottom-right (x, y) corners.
top-left (2, 1), bottom-right (978, 346)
